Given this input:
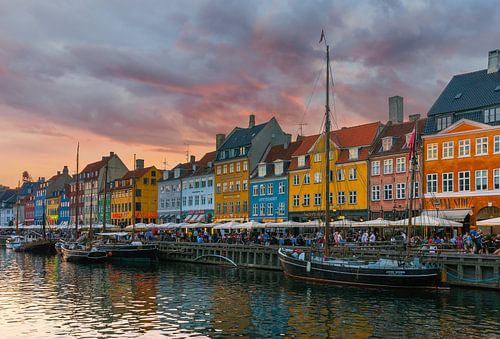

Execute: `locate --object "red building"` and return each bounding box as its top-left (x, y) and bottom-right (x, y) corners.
top-left (24, 194), bottom-right (34, 226)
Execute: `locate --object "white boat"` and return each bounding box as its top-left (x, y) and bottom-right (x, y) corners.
top-left (6, 235), bottom-right (24, 250)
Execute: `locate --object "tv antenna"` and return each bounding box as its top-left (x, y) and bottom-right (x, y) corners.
top-left (297, 122), bottom-right (308, 136)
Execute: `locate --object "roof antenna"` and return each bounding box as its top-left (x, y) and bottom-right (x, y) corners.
top-left (162, 156), bottom-right (168, 171)
top-left (297, 122), bottom-right (308, 136)
top-left (184, 143), bottom-right (190, 162)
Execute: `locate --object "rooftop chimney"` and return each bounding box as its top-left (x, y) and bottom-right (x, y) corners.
top-left (57, 171), bottom-right (61, 175)
top-left (190, 155), bottom-right (196, 164)
top-left (135, 159), bottom-right (144, 169)
top-left (216, 134), bottom-right (226, 150)
top-left (63, 166), bottom-right (69, 175)
top-left (249, 114), bottom-right (255, 128)
top-left (388, 96), bottom-right (404, 124)
top-left (488, 49), bottom-right (500, 74)
top-left (409, 114), bottom-right (421, 122)
top-left (284, 133), bottom-right (292, 149)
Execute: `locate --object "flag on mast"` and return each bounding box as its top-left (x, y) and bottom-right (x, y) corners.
top-left (319, 29), bottom-right (325, 43)
top-left (407, 122), bottom-right (416, 161)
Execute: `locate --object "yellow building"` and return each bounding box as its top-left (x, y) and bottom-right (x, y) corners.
top-left (213, 115), bottom-right (289, 222)
top-left (110, 163), bottom-right (159, 226)
top-left (46, 195), bottom-right (61, 225)
top-left (288, 122), bottom-right (382, 221)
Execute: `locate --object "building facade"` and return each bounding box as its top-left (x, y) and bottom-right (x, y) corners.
top-left (98, 190), bottom-right (111, 225)
top-left (369, 118), bottom-right (426, 220)
top-left (180, 152), bottom-right (216, 223)
top-left (158, 162), bottom-right (194, 223)
top-left (0, 190), bottom-right (17, 226)
top-left (249, 141), bottom-right (300, 222)
top-left (214, 115), bottom-right (288, 222)
top-left (422, 119), bottom-right (500, 228)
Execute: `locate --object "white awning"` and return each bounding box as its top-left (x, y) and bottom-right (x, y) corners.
top-left (422, 209), bottom-right (471, 221)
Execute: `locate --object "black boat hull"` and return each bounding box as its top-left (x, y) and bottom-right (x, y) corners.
top-left (61, 246), bottom-right (108, 263)
top-left (98, 244), bottom-right (158, 261)
top-left (278, 249), bottom-right (441, 289)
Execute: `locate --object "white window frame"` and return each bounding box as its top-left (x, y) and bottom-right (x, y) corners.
top-left (458, 171), bottom-right (470, 192)
top-left (303, 194), bottom-right (310, 206)
top-left (494, 169), bottom-right (500, 190)
top-left (337, 169), bottom-right (345, 181)
top-left (427, 143), bottom-right (438, 160)
top-left (293, 195), bottom-right (299, 207)
top-left (278, 182), bottom-right (285, 194)
top-left (475, 137), bottom-right (488, 156)
top-left (383, 159), bottom-right (393, 174)
top-left (396, 183), bottom-right (406, 200)
top-left (303, 173), bottom-right (310, 184)
top-left (442, 141), bottom-right (454, 159)
top-left (458, 139), bottom-right (470, 157)
top-left (396, 157), bottom-right (406, 173)
top-left (314, 172), bottom-right (322, 184)
top-left (371, 161), bottom-right (380, 176)
top-left (426, 174), bottom-right (437, 193)
top-left (475, 170), bottom-right (488, 191)
top-left (442, 172), bottom-right (453, 193)
top-left (348, 191), bottom-right (357, 204)
top-left (371, 185), bottom-right (380, 201)
top-left (293, 175), bottom-right (299, 186)
top-left (494, 136), bottom-right (500, 154)
top-left (337, 191), bottom-right (345, 205)
top-left (383, 184), bottom-right (393, 200)
top-left (314, 193), bottom-right (321, 206)
top-left (349, 168), bottom-right (357, 180)
top-left (314, 153), bottom-right (321, 162)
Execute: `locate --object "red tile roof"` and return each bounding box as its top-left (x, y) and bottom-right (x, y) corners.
top-left (81, 157), bottom-right (108, 174)
top-left (370, 119), bottom-right (427, 157)
top-left (265, 140), bottom-right (303, 162)
top-left (331, 121), bottom-right (381, 147)
top-left (291, 134), bottom-right (320, 156)
top-left (121, 166), bottom-right (157, 180)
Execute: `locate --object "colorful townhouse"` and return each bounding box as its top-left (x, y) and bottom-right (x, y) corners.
top-left (24, 194), bottom-right (34, 226)
top-left (214, 115), bottom-right (289, 222)
top-left (368, 97), bottom-right (426, 220)
top-left (98, 189), bottom-right (111, 226)
top-left (110, 161), bottom-right (159, 226)
top-left (46, 193), bottom-right (61, 225)
top-left (33, 166), bottom-right (72, 225)
top-left (158, 160), bottom-right (195, 223)
top-left (181, 151), bottom-right (216, 223)
top-left (288, 122), bottom-right (383, 222)
top-left (422, 49), bottom-right (500, 228)
top-left (0, 190), bottom-right (17, 226)
top-left (249, 138), bottom-right (300, 222)
top-left (34, 178), bottom-right (47, 225)
top-left (79, 152), bottom-right (128, 225)
top-left (69, 175), bottom-right (84, 225)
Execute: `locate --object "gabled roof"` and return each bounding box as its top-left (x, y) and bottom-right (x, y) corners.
top-left (81, 157), bottom-right (108, 173)
top-left (331, 121), bottom-right (381, 147)
top-left (292, 134), bottom-right (320, 156)
top-left (121, 166), bottom-right (157, 180)
top-left (218, 121), bottom-right (268, 151)
top-left (427, 69), bottom-right (500, 116)
top-left (371, 119), bottom-right (426, 157)
top-left (264, 140), bottom-right (302, 162)
top-left (192, 151), bottom-right (217, 176)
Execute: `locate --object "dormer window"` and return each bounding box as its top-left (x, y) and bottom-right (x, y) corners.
top-left (258, 163), bottom-right (266, 177)
top-left (275, 161), bottom-right (284, 176)
top-left (382, 137), bottom-right (393, 152)
top-left (348, 147), bottom-right (358, 160)
top-left (174, 168), bottom-right (181, 178)
top-left (298, 155), bottom-right (306, 168)
top-left (436, 115), bottom-right (452, 131)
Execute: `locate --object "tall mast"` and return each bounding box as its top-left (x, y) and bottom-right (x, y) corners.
top-left (132, 154), bottom-right (136, 238)
top-left (75, 142), bottom-right (79, 240)
top-left (324, 44), bottom-right (331, 257)
top-left (103, 161), bottom-right (109, 232)
top-left (15, 180), bottom-right (20, 234)
top-left (89, 181), bottom-right (93, 240)
top-left (407, 122), bottom-right (418, 250)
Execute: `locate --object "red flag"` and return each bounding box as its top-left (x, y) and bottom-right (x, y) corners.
top-left (407, 123), bottom-right (416, 161)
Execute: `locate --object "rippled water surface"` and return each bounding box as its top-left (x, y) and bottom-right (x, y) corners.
top-left (0, 248), bottom-right (498, 338)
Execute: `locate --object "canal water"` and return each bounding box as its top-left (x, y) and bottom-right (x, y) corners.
top-left (0, 249), bottom-right (498, 338)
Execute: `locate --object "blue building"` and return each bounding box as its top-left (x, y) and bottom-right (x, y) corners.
top-left (58, 189), bottom-right (70, 224)
top-left (249, 140), bottom-right (301, 222)
top-left (34, 178), bottom-right (47, 225)
top-left (424, 49), bottom-right (500, 135)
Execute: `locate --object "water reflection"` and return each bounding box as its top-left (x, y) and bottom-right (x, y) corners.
top-left (0, 249), bottom-right (498, 338)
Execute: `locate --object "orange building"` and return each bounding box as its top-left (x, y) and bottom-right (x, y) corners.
top-left (422, 119), bottom-right (500, 228)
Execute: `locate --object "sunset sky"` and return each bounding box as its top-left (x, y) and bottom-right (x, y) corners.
top-left (1, 0), bottom-right (499, 187)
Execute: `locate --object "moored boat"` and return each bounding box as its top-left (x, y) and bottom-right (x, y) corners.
top-left (60, 243), bottom-right (108, 263)
top-left (6, 235), bottom-right (24, 251)
top-left (96, 232), bottom-right (158, 260)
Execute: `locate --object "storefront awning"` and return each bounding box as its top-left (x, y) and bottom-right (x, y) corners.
top-left (195, 214), bottom-right (204, 222)
top-left (422, 209), bottom-right (471, 222)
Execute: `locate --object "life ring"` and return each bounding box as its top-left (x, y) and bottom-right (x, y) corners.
top-left (107, 251), bottom-right (113, 257)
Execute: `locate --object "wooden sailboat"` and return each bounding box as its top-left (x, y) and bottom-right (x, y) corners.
top-left (278, 31), bottom-right (441, 288)
top-left (60, 143), bottom-right (108, 263)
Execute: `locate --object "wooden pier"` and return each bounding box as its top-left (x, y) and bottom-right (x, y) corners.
top-left (154, 241), bottom-right (500, 290)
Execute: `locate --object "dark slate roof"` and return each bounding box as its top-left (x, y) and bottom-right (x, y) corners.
top-left (428, 69), bottom-right (500, 116)
top-left (370, 119), bottom-right (426, 157)
top-left (218, 122), bottom-right (267, 152)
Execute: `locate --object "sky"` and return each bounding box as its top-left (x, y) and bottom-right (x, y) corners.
top-left (1, 0), bottom-right (499, 187)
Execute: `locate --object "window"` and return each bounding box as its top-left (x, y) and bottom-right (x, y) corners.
top-left (495, 136), bottom-right (500, 154)
top-left (242, 180), bottom-right (248, 191)
top-left (303, 194), bottom-right (310, 206)
top-left (243, 161), bottom-right (248, 171)
top-left (242, 201), bottom-right (248, 212)
top-left (235, 181), bottom-right (240, 191)
top-left (293, 175), bottom-right (299, 186)
top-left (293, 195), bottom-right (299, 207)
top-left (278, 202), bottom-right (285, 215)
top-left (236, 201), bottom-right (240, 213)
top-left (475, 170), bottom-right (488, 191)
top-left (458, 171), bottom-right (470, 192)
top-left (188, 196), bottom-right (193, 206)
top-left (260, 203), bottom-right (266, 216)
top-left (383, 184), bottom-right (393, 200)
top-left (278, 182), bottom-right (285, 194)
top-left (258, 164), bottom-right (266, 177)
top-left (135, 202), bottom-right (141, 211)
top-left (223, 183), bottom-right (227, 192)
top-left (349, 147), bottom-right (358, 160)
top-left (298, 156), bottom-right (306, 167)
top-left (207, 194), bottom-right (213, 204)
top-left (371, 185), bottom-right (380, 201)
top-left (223, 165), bottom-right (227, 174)
top-left (442, 141), bottom-right (454, 159)
top-left (303, 173), bottom-right (310, 184)
top-left (396, 157), bottom-right (406, 173)
top-left (476, 137), bottom-right (488, 155)
top-left (494, 169), bottom-right (500, 190)
top-left (216, 203), bottom-right (221, 214)
top-left (216, 183), bottom-right (221, 194)
top-left (194, 195), bottom-right (200, 206)
top-left (260, 184), bottom-right (266, 196)
top-left (484, 107), bottom-right (500, 123)
top-left (252, 185), bottom-right (259, 197)
top-left (348, 191), bottom-right (357, 204)
top-left (229, 163), bottom-right (234, 173)
top-left (208, 178), bottom-right (213, 187)
top-left (442, 173), bottom-right (453, 193)
top-left (396, 183), bottom-right (406, 199)
top-left (436, 115), bottom-right (452, 131)
top-left (275, 162), bottom-right (283, 175)
top-left (458, 139), bottom-right (470, 157)
top-left (382, 137), bottom-right (392, 151)
top-left (229, 182), bottom-right (234, 192)
top-left (426, 174), bottom-right (437, 193)
top-left (337, 169), bottom-right (345, 181)
top-left (267, 203), bottom-right (273, 216)
top-left (427, 143), bottom-right (438, 160)
top-left (314, 172), bottom-right (322, 183)
top-left (135, 189), bottom-right (142, 197)
top-left (349, 168), bottom-right (357, 180)
top-left (236, 162), bottom-right (241, 172)
top-left (267, 183), bottom-right (273, 195)
top-left (383, 159), bottom-right (393, 174)
top-left (314, 153), bottom-right (321, 162)
top-left (314, 193), bottom-right (321, 206)
top-left (371, 161), bottom-right (380, 176)
top-left (252, 204), bottom-right (259, 216)
top-left (337, 192), bottom-right (345, 205)
top-left (201, 195), bottom-right (206, 205)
